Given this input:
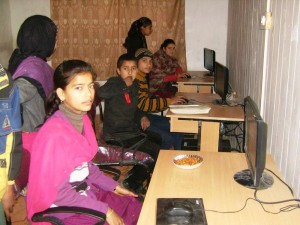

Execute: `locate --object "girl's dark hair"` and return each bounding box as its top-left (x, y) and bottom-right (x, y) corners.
top-left (123, 17), bottom-right (152, 48)
top-left (45, 60), bottom-right (97, 118)
top-left (8, 15), bottom-right (58, 75)
top-left (117, 54), bottom-right (137, 69)
top-left (160, 39), bottom-right (176, 50)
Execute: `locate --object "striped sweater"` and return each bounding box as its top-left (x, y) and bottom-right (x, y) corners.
top-left (136, 70), bottom-right (171, 112)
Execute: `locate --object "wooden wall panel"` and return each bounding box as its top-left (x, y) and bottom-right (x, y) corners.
top-left (264, 0), bottom-right (300, 198)
top-left (227, 0), bottom-right (267, 106)
top-left (228, 0), bottom-right (300, 197)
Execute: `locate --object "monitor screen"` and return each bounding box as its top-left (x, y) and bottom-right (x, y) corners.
top-left (214, 62), bottom-right (229, 105)
top-left (204, 48), bottom-right (215, 76)
top-left (234, 96), bottom-right (273, 189)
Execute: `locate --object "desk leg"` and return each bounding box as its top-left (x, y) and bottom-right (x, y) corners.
top-left (178, 83), bottom-right (198, 93)
top-left (198, 85), bottom-right (212, 93)
top-left (200, 121), bottom-right (220, 152)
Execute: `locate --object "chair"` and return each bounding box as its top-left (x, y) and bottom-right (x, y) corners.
top-left (88, 83), bottom-right (155, 181)
top-left (31, 207), bottom-right (106, 225)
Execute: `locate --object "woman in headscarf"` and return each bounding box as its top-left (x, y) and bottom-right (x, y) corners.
top-left (8, 15), bottom-right (58, 192)
top-left (8, 15), bottom-right (58, 132)
top-left (149, 39), bottom-right (188, 98)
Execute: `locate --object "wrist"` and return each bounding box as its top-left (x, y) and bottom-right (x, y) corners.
top-left (106, 208), bottom-right (114, 218)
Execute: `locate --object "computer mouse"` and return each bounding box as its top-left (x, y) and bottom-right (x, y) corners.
top-left (165, 201), bottom-right (193, 217)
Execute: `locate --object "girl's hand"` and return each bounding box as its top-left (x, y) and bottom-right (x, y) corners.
top-left (113, 185), bottom-right (138, 197)
top-left (178, 72), bottom-right (189, 78)
top-left (140, 116), bottom-right (150, 131)
top-left (106, 208), bottom-right (125, 225)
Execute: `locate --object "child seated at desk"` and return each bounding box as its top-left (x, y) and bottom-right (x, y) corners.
top-left (135, 48), bottom-right (185, 149)
top-left (97, 53), bottom-right (161, 193)
top-left (149, 39), bottom-right (188, 98)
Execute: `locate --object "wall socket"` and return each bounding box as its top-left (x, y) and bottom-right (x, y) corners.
top-left (260, 12), bottom-right (273, 30)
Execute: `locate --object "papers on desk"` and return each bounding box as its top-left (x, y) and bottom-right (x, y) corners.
top-left (169, 104), bottom-right (211, 114)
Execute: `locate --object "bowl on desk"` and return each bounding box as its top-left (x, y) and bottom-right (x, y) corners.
top-left (173, 154), bottom-right (203, 169)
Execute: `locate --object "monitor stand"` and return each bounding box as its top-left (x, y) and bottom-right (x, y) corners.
top-left (214, 99), bottom-right (227, 105)
top-left (233, 169), bottom-right (274, 190)
top-left (204, 72), bottom-right (214, 77)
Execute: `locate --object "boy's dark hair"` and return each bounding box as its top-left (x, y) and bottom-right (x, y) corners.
top-left (160, 39), bottom-right (176, 50)
top-left (117, 54), bottom-right (137, 69)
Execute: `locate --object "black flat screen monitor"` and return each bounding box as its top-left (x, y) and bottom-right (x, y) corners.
top-left (204, 48), bottom-right (215, 76)
top-left (234, 96), bottom-right (273, 189)
top-left (214, 62), bottom-right (229, 105)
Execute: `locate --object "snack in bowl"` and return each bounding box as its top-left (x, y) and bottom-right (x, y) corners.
top-left (173, 154), bottom-right (203, 169)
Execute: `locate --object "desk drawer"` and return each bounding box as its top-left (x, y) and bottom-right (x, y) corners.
top-left (169, 118), bottom-right (198, 133)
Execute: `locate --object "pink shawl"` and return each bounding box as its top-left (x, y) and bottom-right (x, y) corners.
top-left (26, 111), bottom-right (98, 222)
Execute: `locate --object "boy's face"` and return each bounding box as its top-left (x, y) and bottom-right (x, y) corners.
top-left (138, 57), bottom-right (153, 74)
top-left (117, 60), bottom-right (137, 82)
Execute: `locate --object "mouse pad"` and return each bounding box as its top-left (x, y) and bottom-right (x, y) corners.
top-left (156, 198), bottom-right (207, 225)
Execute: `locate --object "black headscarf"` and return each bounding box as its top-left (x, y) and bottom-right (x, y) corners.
top-left (8, 15), bottom-right (57, 75)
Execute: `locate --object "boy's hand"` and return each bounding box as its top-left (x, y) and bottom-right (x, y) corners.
top-left (140, 116), bottom-right (150, 130)
top-left (170, 96), bottom-right (188, 105)
top-left (123, 76), bottom-right (133, 86)
top-left (2, 185), bottom-right (15, 221)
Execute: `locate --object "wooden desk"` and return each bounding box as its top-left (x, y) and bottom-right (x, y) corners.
top-left (137, 151), bottom-right (300, 225)
top-left (177, 71), bottom-right (214, 93)
top-left (166, 93), bottom-right (244, 152)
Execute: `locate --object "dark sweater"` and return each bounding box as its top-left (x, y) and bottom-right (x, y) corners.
top-left (125, 33), bottom-right (147, 56)
top-left (97, 76), bottom-right (146, 136)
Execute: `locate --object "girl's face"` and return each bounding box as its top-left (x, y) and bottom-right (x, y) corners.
top-left (138, 57), bottom-right (153, 74)
top-left (141, 25), bottom-right (153, 36)
top-left (57, 72), bottom-right (95, 114)
top-left (163, 43), bottom-right (176, 57)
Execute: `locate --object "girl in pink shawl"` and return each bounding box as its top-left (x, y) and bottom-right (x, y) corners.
top-left (27, 60), bottom-right (141, 225)
top-left (149, 39), bottom-right (188, 98)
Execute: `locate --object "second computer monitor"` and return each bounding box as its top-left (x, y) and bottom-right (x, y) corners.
top-left (214, 62), bottom-right (229, 105)
top-left (204, 48), bottom-right (216, 76)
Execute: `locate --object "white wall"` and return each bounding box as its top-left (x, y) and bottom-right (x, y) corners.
top-left (9, 0), bottom-right (50, 49)
top-left (185, 0), bottom-right (228, 70)
top-left (0, 0), bottom-right (50, 67)
top-left (0, 0), bottom-right (13, 68)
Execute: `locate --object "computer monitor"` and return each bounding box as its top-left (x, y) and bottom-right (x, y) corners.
top-left (234, 96), bottom-right (273, 189)
top-left (204, 48), bottom-right (215, 76)
top-left (214, 62), bottom-right (229, 105)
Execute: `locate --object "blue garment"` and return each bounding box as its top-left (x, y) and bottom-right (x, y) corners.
top-left (147, 114), bottom-right (183, 150)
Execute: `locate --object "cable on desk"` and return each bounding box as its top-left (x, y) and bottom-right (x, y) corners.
top-left (254, 168), bottom-right (300, 205)
top-left (205, 197), bottom-right (256, 214)
top-left (205, 168), bottom-right (300, 215)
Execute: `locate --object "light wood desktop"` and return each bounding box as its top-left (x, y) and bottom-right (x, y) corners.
top-left (177, 71), bottom-right (214, 93)
top-left (137, 151), bottom-right (300, 225)
top-left (166, 93), bottom-right (244, 152)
